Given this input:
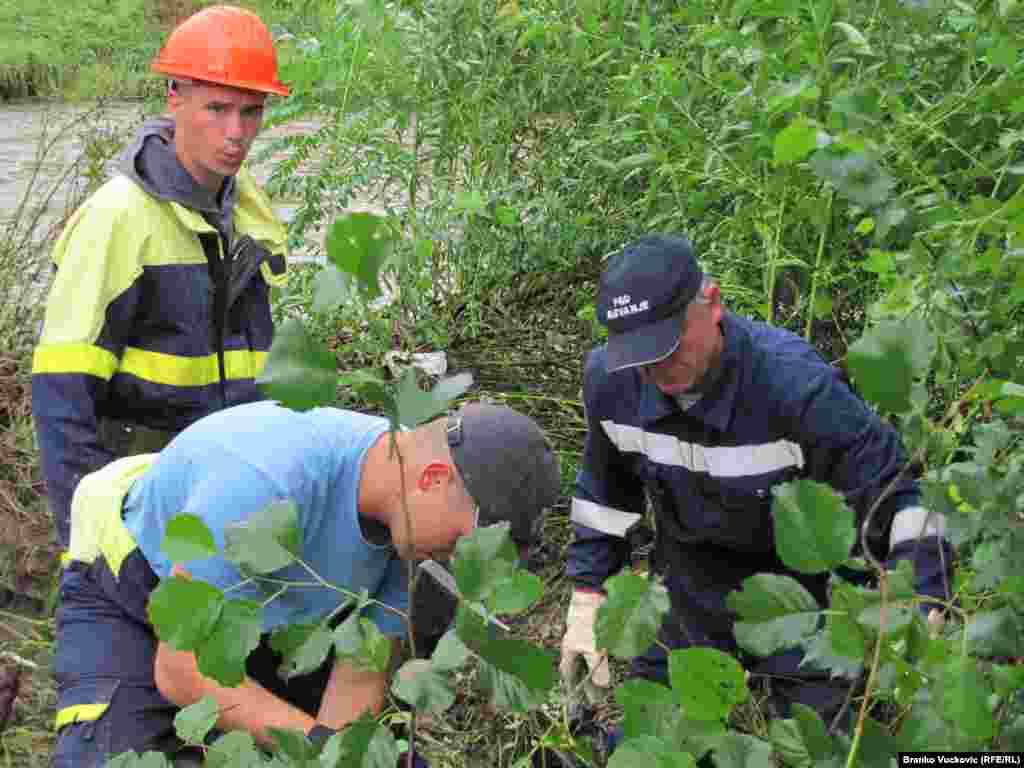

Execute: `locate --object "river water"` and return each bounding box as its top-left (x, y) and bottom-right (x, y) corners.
top-left (0, 99), bottom-right (374, 272)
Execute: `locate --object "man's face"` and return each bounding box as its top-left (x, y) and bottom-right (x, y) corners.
top-left (391, 475), bottom-right (478, 563)
top-left (638, 286), bottom-right (724, 396)
top-left (169, 81), bottom-right (266, 192)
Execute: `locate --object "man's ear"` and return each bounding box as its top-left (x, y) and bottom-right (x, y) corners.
top-left (418, 461), bottom-right (453, 491)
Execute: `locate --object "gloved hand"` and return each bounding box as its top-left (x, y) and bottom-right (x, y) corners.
top-left (560, 590), bottom-right (611, 702)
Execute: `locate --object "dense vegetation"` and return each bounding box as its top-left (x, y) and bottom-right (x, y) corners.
top-left (1, 0), bottom-right (1023, 765)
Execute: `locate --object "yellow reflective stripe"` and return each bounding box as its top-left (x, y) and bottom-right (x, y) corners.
top-left (32, 343), bottom-right (119, 379)
top-left (55, 703), bottom-right (108, 730)
top-left (119, 348), bottom-right (268, 387)
top-left (260, 258), bottom-right (288, 287)
top-left (59, 551), bottom-right (71, 568)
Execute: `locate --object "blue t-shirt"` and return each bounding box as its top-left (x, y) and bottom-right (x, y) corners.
top-left (123, 401), bottom-right (407, 636)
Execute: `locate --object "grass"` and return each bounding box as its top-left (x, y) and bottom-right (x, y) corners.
top-left (0, 0), bottom-right (289, 101)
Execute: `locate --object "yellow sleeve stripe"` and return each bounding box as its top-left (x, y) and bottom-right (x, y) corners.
top-left (260, 259), bottom-right (288, 287)
top-left (32, 344), bottom-right (119, 379)
top-left (55, 703), bottom-right (109, 730)
top-left (119, 347), bottom-right (268, 388)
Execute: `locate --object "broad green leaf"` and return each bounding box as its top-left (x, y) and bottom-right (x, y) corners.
top-left (267, 727), bottom-right (317, 762)
top-left (596, 571), bottom-right (670, 658)
top-left (278, 623), bottom-right (334, 680)
top-left (393, 369), bottom-right (474, 429)
top-left (940, 657), bottom-right (996, 743)
top-left (205, 731), bottom-right (264, 768)
top-left (774, 118), bottom-right (819, 166)
top-left (456, 606), bottom-right (557, 692)
top-left (335, 713), bottom-right (400, 768)
top-left (224, 500), bottom-right (301, 575)
top-left (826, 582), bottom-right (871, 658)
top-left (431, 628), bottom-right (471, 671)
top-left (478, 657), bottom-right (548, 712)
top-left (311, 264), bottom-right (354, 314)
top-left (810, 151), bottom-right (894, 207)
top-left (790, 704), bottom-right (835, 761)
top-left (965, 607), bottom-right (1024, 657)
top-left (269, 620), bottom-right (320, 659)
top-left (161, 514), bottom-right (217, 564)
top-left (391, 659), bottom-right (456, 713)
top-left (669, 647), bottom-right (748, 721)
top-left (618, 679), bottom-right (677, 740)
top-left (333, 616), bottom-right (393, 674)
top-left (847, 320), bottom-right (927, 413)
top-left (148, 576), bottom-right (224, 651)
top-left (487, 570), bottom-right (543, 615)
top-left (453, 521), bottom-right (518, 602)
top-left (196, 598), bottom-right (263, 687)
top-left (799, 628), bottom-right (864, 679)
top-left (608, 736), bottom-right (697, 768)
top-left (898, 690), bottom-right (951, 750)
top-left (337, 369), bottom-right (393, 415)
top-left (856, 715), bottom-right (900, 768)
top-left (325, 213), bottom-right (396, 300)
top-left (727, 574), bottom-right (820, 657)
top-left (203, 733), bottom-right (264, 768)
top-left (710, 732), bottom-right (774, 768)
top-left (257, 318), bottom-right (338, 411)
top-left (769, 718), bottom-right (813, 768)
top-left (992, 662), bottom-right (1024, 699)
top-left (772, 479), bottom-right (856, 574)
top-left (174, 695), bottom-right (220, 746)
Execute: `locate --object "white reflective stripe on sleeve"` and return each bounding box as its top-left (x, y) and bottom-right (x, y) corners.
top-left (600, 420), bottom-right (804, 477)
top-left (889, 505), bottom-right (947, 549)
top-left (571, 497), bottom-right (642, 537)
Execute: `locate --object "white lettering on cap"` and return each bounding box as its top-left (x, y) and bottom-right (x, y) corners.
top-left (607, 299), bottom-right (649, 320)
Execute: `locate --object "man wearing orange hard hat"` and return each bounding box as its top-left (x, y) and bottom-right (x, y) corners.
top-left (32, 5), bottom-right (290, 554)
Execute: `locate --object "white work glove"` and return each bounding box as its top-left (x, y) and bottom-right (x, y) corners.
top-left (560, 590), bottom-right (611, 703)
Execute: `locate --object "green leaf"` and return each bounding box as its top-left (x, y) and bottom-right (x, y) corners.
top-left (772, 479), bottom-right (856, 574)
top-left (769, 718), bottom-right (813, 768)
top-left (669, 648), bottom-right (748, 721)
top-left (940, 657), bottom-right (996, 743)
top-left (826, 582), bottom-right (871, 658)
top-left (608, 736), bottom-right (697, 768)
top-left (205, 731), bottom-right (264, 768)
top-left (335, 713), bottom-right (400, 768)
top-left (325, 213), bottom-right (396, 300)
top-left (393, 369), bottom-right (474, 429)
top-left (810, 151), bottom-right (894, 207)
top-left (990, 35), bottom-right (1019, 70)
top-left (161, 514), bottom-right (217, 564)
top-left (147, 576), bottom-right (224, 651)
top-left (205, 731), bottom-right (264, 767)
top-left (256, 318), bottom-right (338, 411)
top-left (799, 628), bottom-right (864, 680)
top-left (456, 606), bottom-right (557, 693)
top-left (267, 727), bottom-right (318, 762)
top-left (311, 265), bottom-right (354, 314)
top-left (487, 570), bottom-right (543, 615)
top-left (453, 521), bottom-right (518, 602)
top-left (196, 598), bottom-right (263, 687)
top-left (477, 657), bottom-right (548, 712)
top-left (337, 369), bottom-right (394, 416)
top-left (333, 616), bottom-right (393, 674)
top-left (727, 574), bottom-right (820, 657)
top-left (431, 628), bottom-right (471, 672)
top-left (596, 571), bottom-right (670, 658)
top-left (278, 623), bottom-right (334, 680)
top-left (790, 703), bottom-right (835, 760)
top-left (848, 319), bottom-right (934, 413)
top-left (965, 607), bottom-right (1024, 657)
top-left (774, 118), bottom-right (819, 165)
top-left (710, 732), bottom-right (774, 768)
top-left (392, 659), bottom-right (456, 713)
top-left (173, 695), bottom-right (220, 746)
top-left (618, 679), bottom-right (677, 739)
top-left (223, 500), bottom-right (301, 575)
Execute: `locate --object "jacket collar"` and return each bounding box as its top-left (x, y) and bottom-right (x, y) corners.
top-left (638, 313), bottom-right (744, 433)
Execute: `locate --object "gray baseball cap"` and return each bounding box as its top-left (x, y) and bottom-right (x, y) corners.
top-left (446, 402), bottom-right (560, 551)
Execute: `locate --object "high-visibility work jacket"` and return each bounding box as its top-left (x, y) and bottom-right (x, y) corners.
top-left (31, 167), bottom-right (287, 547)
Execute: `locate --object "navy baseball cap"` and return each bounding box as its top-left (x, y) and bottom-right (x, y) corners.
top-left (596, 234), bottom-right (704, 373)
top-left (446, 403), bottom-right (559, 552)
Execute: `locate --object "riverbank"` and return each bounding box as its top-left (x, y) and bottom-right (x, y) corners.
top-left (0, 0), bottom-right (284, 101)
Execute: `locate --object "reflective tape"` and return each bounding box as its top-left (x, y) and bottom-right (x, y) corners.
top-left (54, 702), bottom-right (108, 730)
top-left (571, 497), bottom-right (642, 537)
top-left (119, 347), bottom-right (268, 387)
top-left (32, 343), bottom-right (119, 380)
top-left (600, 420), bottom-right (804, 478)
top-left (889, 505), bottom-right (947, 548)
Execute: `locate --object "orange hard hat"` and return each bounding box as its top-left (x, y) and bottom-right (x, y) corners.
top-left (151, 5), bottom-right (289, 97)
